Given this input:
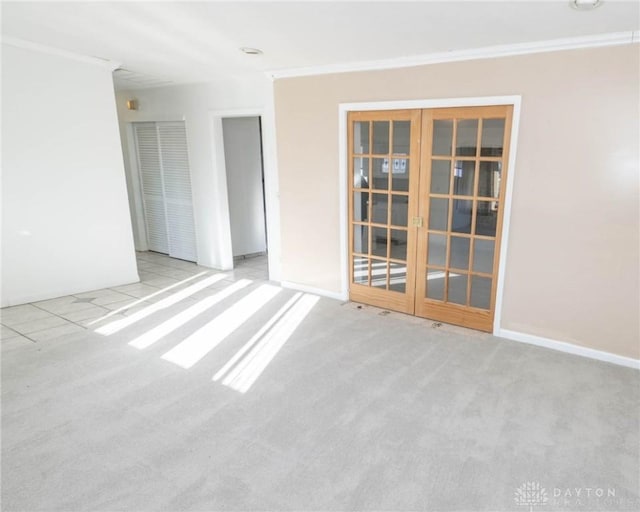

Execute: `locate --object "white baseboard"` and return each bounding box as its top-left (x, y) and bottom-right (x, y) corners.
top-left (496, 328), bottom-right (640, 370)
top-left (280, 281), bottom-right (347, 301)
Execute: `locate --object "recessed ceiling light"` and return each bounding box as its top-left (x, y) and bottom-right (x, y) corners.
top-left (570, 0), bottom-right (603, 10)
top-left (240, 47), bottom-right (263, 55)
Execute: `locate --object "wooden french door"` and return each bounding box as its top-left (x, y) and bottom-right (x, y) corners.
top-left (348, 105), bottom-right (513, 332)
top-left (348, 110), bottom-right (422, 314)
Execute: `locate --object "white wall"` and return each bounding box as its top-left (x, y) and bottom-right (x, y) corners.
top-left (115, 76), bottom-right (281, 279)
top-left (222, 117), bottom-right (267, 257)
top-left (1, 43), bottom-right (139, 307)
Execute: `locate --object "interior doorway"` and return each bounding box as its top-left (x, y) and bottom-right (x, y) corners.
top-left (348, 105), bottom-right (513, 332)
top-left (221, 116), bottom-right (268, 261)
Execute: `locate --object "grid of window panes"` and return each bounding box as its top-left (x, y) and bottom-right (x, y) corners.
top-left (352, 119), bottom-right (411, 292)
top-left (425, 117), bottom-right (505, 309)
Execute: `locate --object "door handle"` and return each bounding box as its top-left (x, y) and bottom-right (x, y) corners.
top-left (412, 216), bottom-right (423, 228)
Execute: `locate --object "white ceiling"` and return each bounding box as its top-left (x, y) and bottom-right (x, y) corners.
top-left (2, 1), bottom-right (639, 89)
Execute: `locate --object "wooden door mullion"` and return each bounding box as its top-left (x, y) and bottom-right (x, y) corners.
top-left (404, 110), bottom-right (422, 313)
top-left (386, 123), bottom-right (393, 291)
top-left (414, 111), bottom-right (431, 306)
top-left (443, 119), bottom-right (458, 303)
top-left (466, 118), bottom-right (483, 306)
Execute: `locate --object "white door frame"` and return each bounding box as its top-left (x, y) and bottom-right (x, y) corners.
top-left (337, 95), bottom-right (522, 335)
top-left (209, 108), bottom-right (281, 280)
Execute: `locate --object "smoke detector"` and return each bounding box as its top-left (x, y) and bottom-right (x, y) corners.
top-left (570, 0), bottom-right (603, 10)
top-left (240, 47), bottom-right (263, 55)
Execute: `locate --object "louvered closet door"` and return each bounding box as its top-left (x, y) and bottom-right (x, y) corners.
top-left (134, 123), bottom-right (169, 254)
top-left (157, 122), bottom-right (197, 262)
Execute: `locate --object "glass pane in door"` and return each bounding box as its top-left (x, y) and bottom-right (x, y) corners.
top-left (371, 260), bottom-right (388, 289)
top-left (480, 119), bottom-right (505, 156)
top-left (372, 121), bottom-right (390, 154)
top-left (353, 225), bottom-right (368, 254)
top-left (472, 239), bottom-right (494, 274)
top-left (470, 276), bottom-right (492, 309)
top-left (453, 161), bottom-right (475, 196)
top-left (427, 233), bottom-right (446, 266)
top-left (353, 192), bottom-right (369, 222)
top-left (456, 119), bottom-right (478, 156)
top-left (428, 198), bottom-right (449, 231)
top-left (371, 193), bottom-right (388, 224)
top-left (389, 262), bottom-right (407, 293)
top-left (475, 201), bottom-right (498, 236)
top-left (372, 158), bottom-right (389, 190)
top-left (449, 236), bottom-right (470, 271)
top-left (426, 270), bottom-right (445, 300)
top-left (392, 121), bottom-right (410, 155)
top-left (430, 160), bottom-right (451, 194)
top-left (451, 199), bottom-right (472, 234)
top-left (391, 159), bottom-right (410, 191)
top-left (353, 157), bottom-right (370, 188)
top-left (478, 161), bottom-right (500, 198)
top-left (353, 122), bottom-right (370, 154)
top-left (447, 273), bottom-right (468, 305)
top-left (353, 257), bottom-right (369, 285)
top-left (390, 229), bottom-right (407, 260)
top-left (391, 195), bottom-right (408, 226)
top-left (371, 227), bottom-right (388, 258)
top-left (432, 120), bottom-right (453, 156)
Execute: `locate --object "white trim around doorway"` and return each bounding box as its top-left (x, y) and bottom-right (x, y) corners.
top-left (337, 95), bottom-right (523, 334)
top-left (209, 105), bottom-right (282, 281)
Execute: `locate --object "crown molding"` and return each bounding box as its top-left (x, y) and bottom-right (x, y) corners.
top-left (2, 36), bottom-right (121, 71)
top-left (268, 30), bottom-right (638, 80)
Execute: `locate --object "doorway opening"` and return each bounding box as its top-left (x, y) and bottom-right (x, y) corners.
top-left (221, 116), bottom-right (269, 276)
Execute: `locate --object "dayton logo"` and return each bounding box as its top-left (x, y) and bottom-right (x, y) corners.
top-left (514, 481), bottom-right (549, 511)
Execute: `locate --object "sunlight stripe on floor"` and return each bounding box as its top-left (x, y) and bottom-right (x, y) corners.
top-left (213, 292), bottom-right (302, 382)
top-left (219, 294), bottom-right (319, 393)
top-left (161, 284), bottom-right (282, 369)
top-left (95, 274), bottom-right (227, 336)
top-left (87, 271), bottom-right (209, 326)
top-left (128, 279), bottom-right (252, 350)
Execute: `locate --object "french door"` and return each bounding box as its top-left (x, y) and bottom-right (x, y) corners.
top-left (348, 105), bottom-right (513, 332)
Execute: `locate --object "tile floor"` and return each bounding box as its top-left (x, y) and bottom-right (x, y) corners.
top-left (0, 251), bottom-right (268, 345)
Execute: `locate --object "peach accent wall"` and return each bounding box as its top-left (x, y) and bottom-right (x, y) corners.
top-left (274, 44), bottom-right (639, 359)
